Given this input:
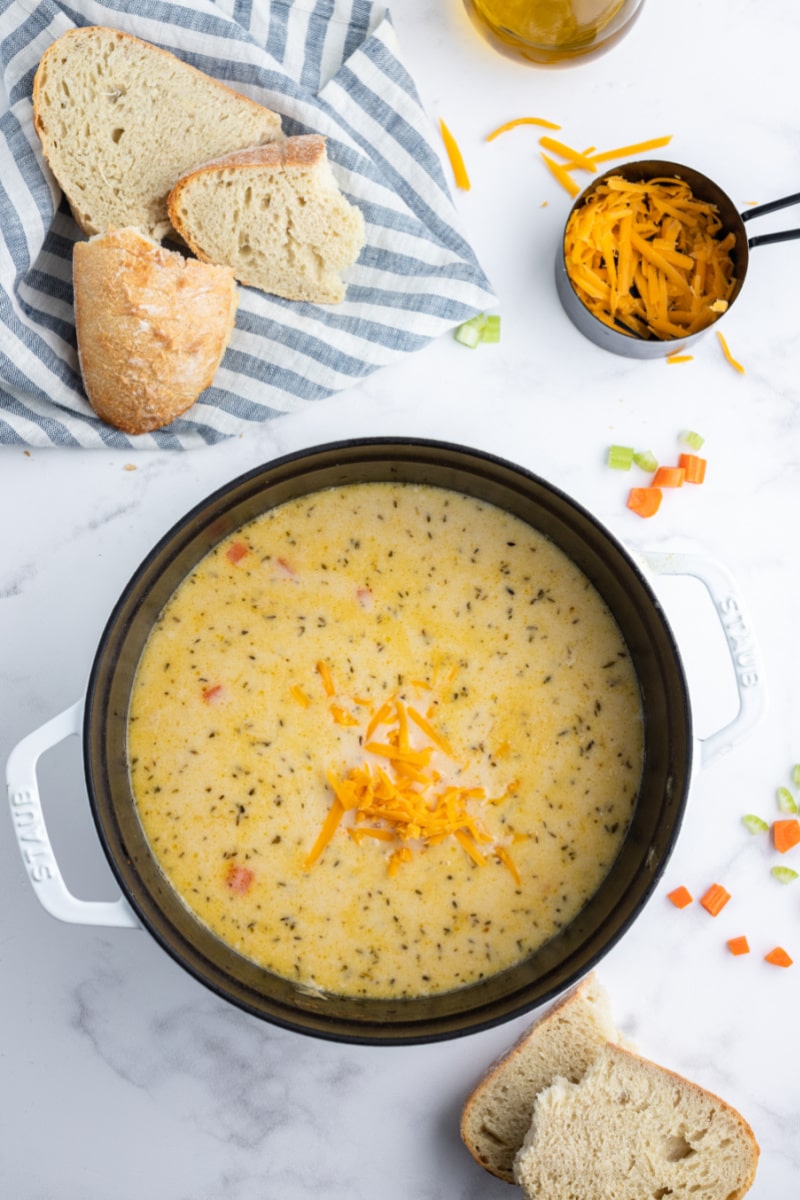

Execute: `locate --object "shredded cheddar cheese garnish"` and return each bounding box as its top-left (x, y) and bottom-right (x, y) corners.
top-left (329, 704), bottom-right (359, 727)
top-left (302, 681), bottom-right (520, 883)
top-left (316, 659), bottom-right (336, 696)
top-left (564, 175), bottom-right (737, 341)
top-left (290, 685), bottom-right (312, 708)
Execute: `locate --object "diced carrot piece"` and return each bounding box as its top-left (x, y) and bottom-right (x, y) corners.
top-left (202, 684), bottom-right (223, 703)
top-left (652, 466), bottom-right (686, 488)
top-left (225, 541), bottom-right (249, 564)
top-left (727, 936), bottom-right (750, 956)
top-left (678, 453), bottom-right (707, 484)
top-left (765, 946), bottom-right (793, 968)
top-left (700, 882), bottom-right (731, 916)
top-left (626, 487), bottom-right (662, 518)
top-left (667, 885), bottom-right (693, 909)
top-left (772, 818), bottom-right (800, 854)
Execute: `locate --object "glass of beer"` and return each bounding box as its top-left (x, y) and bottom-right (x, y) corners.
top-left (464, 0), bottom-right (645, 64)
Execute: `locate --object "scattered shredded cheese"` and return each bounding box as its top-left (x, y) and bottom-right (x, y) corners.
top-left (539, 136), bottom-right (597, 173)
top-left (717, 329), bottom-right (746, 374)
top-left (541, 152), bottom-right (580, 198)
top-left (486, 116), bottom-right (561, 140)
top-left (591, 135), bottom-right (673, 164)
top-left (439, 118), bottom-right (471, 191)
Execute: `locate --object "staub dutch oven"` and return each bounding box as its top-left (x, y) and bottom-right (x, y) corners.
top-left (6, 440), bottom-right (763, 1044)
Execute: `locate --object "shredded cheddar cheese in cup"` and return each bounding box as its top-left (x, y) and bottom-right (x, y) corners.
top-left (564, 175), bottom-right (738, 340)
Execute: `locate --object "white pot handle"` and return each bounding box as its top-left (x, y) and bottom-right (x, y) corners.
top-left (637, 551), bottom-right (766, 768)
top-left (6, 700), bottom-right (139, 928)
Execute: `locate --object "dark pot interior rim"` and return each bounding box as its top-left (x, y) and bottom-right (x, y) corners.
top-left (82, 437), bottom-right (694, 1044)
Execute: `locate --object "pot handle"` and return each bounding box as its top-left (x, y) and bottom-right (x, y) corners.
top-left (6, 700), bottom-right (139, 928)
top-left (637, 552), bottom-right (766, 768)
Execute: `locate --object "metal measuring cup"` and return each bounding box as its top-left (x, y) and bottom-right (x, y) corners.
top-left (555, 159), bottom-right (800, 358)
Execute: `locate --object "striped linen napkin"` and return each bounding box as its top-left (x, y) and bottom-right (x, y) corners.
top-left (0, 0), bottom-right (496, 449)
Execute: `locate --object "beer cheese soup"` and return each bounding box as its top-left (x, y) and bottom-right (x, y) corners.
top-left (129, 482), bottom-right (643, 999)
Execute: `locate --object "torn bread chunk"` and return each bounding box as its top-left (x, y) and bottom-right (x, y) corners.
top-left (460, 973), bottom-right (619, 1183)
top-left (168, 134), bottom-right (365, 303)
top-left (514, 1043), bottom-right (759, 1200)
top-left (73, 227), bottom-right (238, 434)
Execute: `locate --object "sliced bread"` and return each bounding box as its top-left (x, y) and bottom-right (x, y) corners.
top-left (73, 227), bottom-right (238, 434)
top-left (33, 26), bottom-right (283, 241)
top-left (167, 134), bottom-right (365, 303)
top-left (514, 1043), bottom-right (759, 1200)
top-left (460, 973), bottom-right (619, 1183)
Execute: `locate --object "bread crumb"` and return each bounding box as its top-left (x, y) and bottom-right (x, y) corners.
top-left (123, 463), bottom-right (137, 471)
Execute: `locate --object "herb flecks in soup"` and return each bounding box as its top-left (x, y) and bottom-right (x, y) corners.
top-left (128, 483), bottom-right (643, 999)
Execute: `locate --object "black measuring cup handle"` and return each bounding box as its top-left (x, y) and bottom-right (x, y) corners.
top-left (740, 191), bottom-right (800, 248)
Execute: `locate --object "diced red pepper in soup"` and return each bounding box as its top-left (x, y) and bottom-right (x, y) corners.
top-left (225, 863), bottom-right (254, 894)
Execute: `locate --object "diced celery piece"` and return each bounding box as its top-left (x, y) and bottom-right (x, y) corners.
top-left (454, 313), bottom-right (500, 347)
top-left (680, 429), bottom-right (705, 450)
top-left (633, 450), bottom-right (659, 473)
top-left (742, 813), bottom-right (769, 834)
top-left (777, 787), bottom-right (798, 813)
top-left (608, 445), bottom-right (635, 470)
top-left (771, 866), bottom-right (799, 884)
top-left (481, 315), bottom-right (501, 343)
top-left (792, 764), bottom-right (800, 787)
top-left (454, 317), bottom-right (484, 348)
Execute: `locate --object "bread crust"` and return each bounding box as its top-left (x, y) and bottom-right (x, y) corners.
top-left (180, 135), bottom-right (329, 176)
top-left (73, 227), bottom-right (238, 434)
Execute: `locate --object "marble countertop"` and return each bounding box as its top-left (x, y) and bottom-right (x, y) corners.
top-left (2, 1), bottom-right (799, 1195)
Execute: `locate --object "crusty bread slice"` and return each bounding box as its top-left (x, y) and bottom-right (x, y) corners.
top-left (460, 974), bottom-right (618, 1183)
top-left (514, 1043), bottom-right (759, 1200)
top-left (33, 26), bottom-right (283, 240)
top-left (167, 134), bottom-right (365, 303)
top-left (73, 227), bottom-right (238, 434)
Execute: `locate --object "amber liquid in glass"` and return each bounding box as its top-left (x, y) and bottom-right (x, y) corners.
top-left (465, 0), bottom-right (643, 63)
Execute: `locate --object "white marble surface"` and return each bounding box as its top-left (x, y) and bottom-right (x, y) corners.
top-left (2, 0), bottom-right (800, 1195)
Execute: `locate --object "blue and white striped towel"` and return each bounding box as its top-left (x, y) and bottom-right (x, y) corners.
top-left (0, 0), bottom-right (496, 449)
